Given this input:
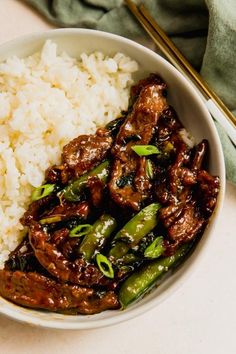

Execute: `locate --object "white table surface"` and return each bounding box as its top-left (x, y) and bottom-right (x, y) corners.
top-left (0, 1), bottom-right (236, 353)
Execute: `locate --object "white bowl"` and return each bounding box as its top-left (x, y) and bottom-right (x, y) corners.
top-left (0, 29), bottom-right (225, 329)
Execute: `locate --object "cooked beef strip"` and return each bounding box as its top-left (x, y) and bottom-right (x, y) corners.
top-left (167, 200), bottom-right (205, 243)
top-left (45, 127), bottom-right (112, 184)
top-left (0, 270), bottom-right (119, 314)
top-left (134, 157), bottom-right (152, 196)
top-left (20, 195), bottom-right (58, 227)
top-left (41, 200), bottom-right (90, 223)
top-left (130, 73), bottom-right (167, 101)
top-left (154, 106), bottom-right (182, 144)
top-left (168, 142), bottom-right (193, 195)
top-left (160, 193), bottom-right (205, 256)
top-left (50, 228), bottom-right (85, 261)
top-left (28, 221), bottom-right (108, 287)
top-left (62, 128), bottom-right (112, 178)
top-left (197, 169), bottom-right (220, 217)
top-left (87, 177), bottom-right (106, 208)
top-left (45, 164), bottom-right (73, 185)
top-left (60, 237), bottom-right (81, 260)
top-left (191, 140), bottom-right (208, 170)
top-left (42, 228), bottom-right (82, 261)
top-left (50, 228), bottom-right (70, 246)
top-left (113, 76), bottom-right (167, 155)
top-left (160, 189), bottom-right (192, 228)
top-left (109, 74), bottom-right (168, 210)
top-left (155, 143), bottom-right (190, 205)
top-left (155, 139), bottom-right (209, 205)
top-left (159, 139), bottom-right (219, 254)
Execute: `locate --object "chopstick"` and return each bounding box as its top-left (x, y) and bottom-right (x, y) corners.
top-left (125, 0), bottom-right (236, 145)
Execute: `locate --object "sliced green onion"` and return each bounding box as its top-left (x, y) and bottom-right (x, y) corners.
top-left (131, 145), bottom-right (160, 156)
top-left (69, 224), bottom-right (92, 238)
top-left (118, 253), bottom-right (140, 265)
top-left (96, 253), bottom-right (114, 278)
top-left (39, 215), bottom-right (62, 225)
top-left (144, 236), bottom-right (164, 259)
top-left (146, 160), bottom-right (154, 179)
top-left (31, 184), bottom-right (55, 201)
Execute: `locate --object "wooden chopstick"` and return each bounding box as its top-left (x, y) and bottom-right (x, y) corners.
top-left (125, 0), bottom-right (236, 130)
top-left (139, 4), bottom-right (236, 127)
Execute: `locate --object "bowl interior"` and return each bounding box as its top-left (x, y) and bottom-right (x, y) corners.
top-left (0, 29), bottom-right (225, 329)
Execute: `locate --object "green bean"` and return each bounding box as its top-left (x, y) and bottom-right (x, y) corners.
top-left (117, 253), bottom-right (140, 265)
top-left (79, 214), bottom-right (117, 261)
top-left (62, 160), bottom-right (110, 202)
top-left (109, 241), bottom-right (130, 260)
top-left (109, 203), bottom-right (161, 260)
top-left (118, 244), bottom-right (191, 308)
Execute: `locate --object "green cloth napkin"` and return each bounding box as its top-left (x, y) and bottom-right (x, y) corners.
top-left (24, 0), bottom-right (236, 183)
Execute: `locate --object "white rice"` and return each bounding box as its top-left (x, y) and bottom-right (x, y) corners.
top-left (0, 40), bottom-right (138, 268)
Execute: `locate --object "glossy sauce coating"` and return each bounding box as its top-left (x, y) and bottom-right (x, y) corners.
top-left (0, 74), bottom-right (220, 315)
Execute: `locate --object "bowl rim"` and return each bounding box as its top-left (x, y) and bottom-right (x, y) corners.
top-left (0, 28), bottom-right (225, 330)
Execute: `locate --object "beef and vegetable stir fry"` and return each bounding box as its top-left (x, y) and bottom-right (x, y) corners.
top-left (0, 74), bottom-right (220, 314)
